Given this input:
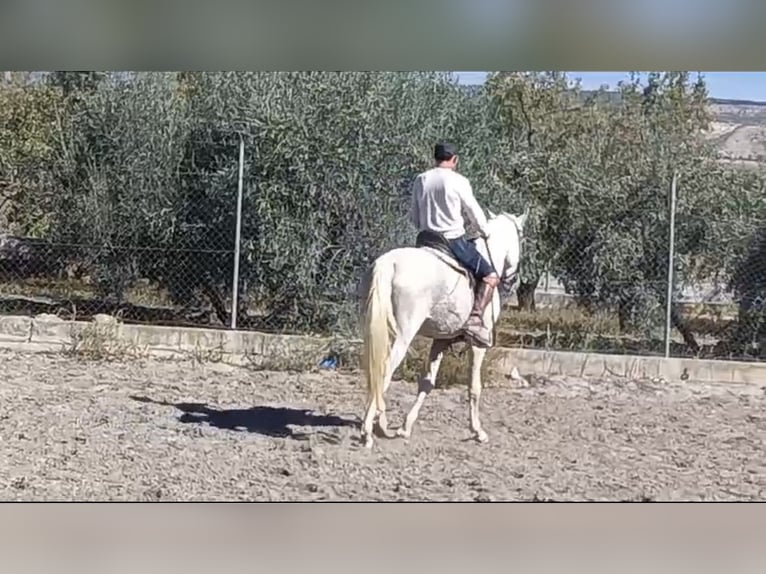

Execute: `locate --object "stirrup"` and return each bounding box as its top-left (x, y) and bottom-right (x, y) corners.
top-left (464, 325), bottom-right (493, 347)
top-left (463, 314), bottom-right (492, 346)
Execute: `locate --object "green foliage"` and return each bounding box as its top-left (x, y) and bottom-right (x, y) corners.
top-left (17, 71), bottom-right (497, 331)
top-left (25, 73), bottom-right (194, 302)
top-left (171, 72), bottom-right (501, 331)
top-left (0, 82), bottom-right (63, 236)
top-left (47, 71), bottom-right (106, 98)
top-left (484, 71), bottom-right (585, 286)
top-left (486, 71), bottom-right (763, 346)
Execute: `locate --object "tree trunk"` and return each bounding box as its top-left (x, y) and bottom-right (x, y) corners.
top-left (516, 279), bottom-right (538, 311)
top-left (236, 279), bottom-right (251, 328)
top-left (670, 304), bottom-right (701, 356)
top-left (201, 279), bottom-right (230, 326)
top-left (726, 296), bottom-right (760, 353)
top-left (618, 299), bottom-right (631, 332)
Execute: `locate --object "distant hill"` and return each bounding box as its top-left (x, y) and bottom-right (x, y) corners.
top-left (462, 83), bottom-right (766, 168)
top-left (569, 90), bottom-right (766, 167)
top-left (704, 99), bottom-right (766, 168)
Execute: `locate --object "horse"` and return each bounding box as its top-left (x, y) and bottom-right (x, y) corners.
top-left (358, 208), bottom-right (528, 449)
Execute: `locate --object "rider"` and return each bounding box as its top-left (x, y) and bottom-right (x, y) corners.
top-left (409, 142), bottom-right (500, 347)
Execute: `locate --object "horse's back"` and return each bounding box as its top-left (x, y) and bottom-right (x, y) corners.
top-left (358, 245), bottom-right (473, 337)
top-left (387, 246), bottom-right (463, 287)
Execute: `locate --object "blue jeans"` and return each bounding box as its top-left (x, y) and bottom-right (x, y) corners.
top-left (448, 236), bottom-right (495, 281)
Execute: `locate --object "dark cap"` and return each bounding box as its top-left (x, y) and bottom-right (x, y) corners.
top-left (434, 142), bottom-right (457, 161)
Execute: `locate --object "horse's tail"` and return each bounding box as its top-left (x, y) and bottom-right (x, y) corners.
top-left (361, 254), bottom-right (397, 413)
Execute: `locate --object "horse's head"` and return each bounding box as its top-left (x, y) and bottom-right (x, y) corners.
top-left (486, 206), bottom-right (529, 292)
top-left (487, 206), bottom-right (529, 240)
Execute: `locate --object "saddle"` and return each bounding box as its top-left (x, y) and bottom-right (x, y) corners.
top-left (415, 230), bottom-right (477, 292)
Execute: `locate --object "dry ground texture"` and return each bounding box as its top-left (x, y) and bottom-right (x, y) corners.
top-left (1, 348), bottom-right (765, 501)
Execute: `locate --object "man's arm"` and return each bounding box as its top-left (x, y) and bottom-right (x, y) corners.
top-left (457, 179), bottom-right (490, 237)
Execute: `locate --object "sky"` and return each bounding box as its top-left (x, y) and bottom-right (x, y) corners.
top-left (454, 71), bottom-right (766, 102)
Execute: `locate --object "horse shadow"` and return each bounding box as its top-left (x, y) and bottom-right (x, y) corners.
top-left (130, 395), bottom-right (360, 441)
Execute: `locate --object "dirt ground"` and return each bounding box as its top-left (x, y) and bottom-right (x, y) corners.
top-left (0, 348), bottom-right (764, 501)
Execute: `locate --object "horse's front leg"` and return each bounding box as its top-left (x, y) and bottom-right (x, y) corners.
top-left (468, 345), bottom-right (489, 443)
top-left (397, 338), bottom-right (451, 439)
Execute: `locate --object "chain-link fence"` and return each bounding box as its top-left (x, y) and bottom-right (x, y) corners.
top-left (2, 143), bottom-right (764, 363)
top-left (1, 71), bottom-right (764, 363)
top-left (497, 177), bottom-right (766, 363)
top-left (0, 143), bottom-right (240, 329)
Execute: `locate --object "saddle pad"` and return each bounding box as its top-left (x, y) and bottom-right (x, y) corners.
top-left (419, 246), bottom-right (472, 282)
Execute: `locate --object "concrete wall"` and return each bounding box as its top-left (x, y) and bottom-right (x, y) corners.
top-left (0, 313), bottom-right (764, 387)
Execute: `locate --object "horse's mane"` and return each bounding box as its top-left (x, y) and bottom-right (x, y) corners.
top-left (488, 212), bottom-right (520, 232)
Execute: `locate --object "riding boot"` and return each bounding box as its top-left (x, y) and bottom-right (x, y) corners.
top-left (463, 280), bottom-right (496, 347)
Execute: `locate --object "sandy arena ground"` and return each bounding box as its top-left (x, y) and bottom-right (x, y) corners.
top-left (0, 349), bottom-right (764, 501)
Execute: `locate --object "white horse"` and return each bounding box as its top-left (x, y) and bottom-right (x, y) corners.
top-left (358, 208), bottom-right (528, 449)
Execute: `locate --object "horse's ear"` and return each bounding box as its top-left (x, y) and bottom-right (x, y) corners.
top-left (518, 206), bottom-right (530, 229)
top-left (487, 209), bottom-right (497, 219)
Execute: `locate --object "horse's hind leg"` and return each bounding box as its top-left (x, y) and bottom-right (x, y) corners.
top-left (362, 399), bottom-right (378, 448)
top-left (375, 330), bottom-right (418, 438)
top-left (397, 338), bottom-right (451, 439)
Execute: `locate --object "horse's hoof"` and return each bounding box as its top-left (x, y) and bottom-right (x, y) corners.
top-left (395, 427), bottom-right (410, 439)
top-left (376, 426), bottom-right (395, 439)
top-left (509, 367), bottom-right (530, 388)
top-left (475, 430), bottom-right (489, 443)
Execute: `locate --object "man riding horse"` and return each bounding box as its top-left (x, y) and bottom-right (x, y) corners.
top-left (409, 142), bottom-right (500, 347)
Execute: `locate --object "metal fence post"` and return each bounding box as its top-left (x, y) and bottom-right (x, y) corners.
top-left (664, 171), bottom-right (678, 358)
top-left (230, 136), bottom-right (245, 330)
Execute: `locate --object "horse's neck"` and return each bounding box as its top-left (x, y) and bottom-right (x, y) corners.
top-left (482, 229), bottom-right (509, 264)
top-left (483, 221), bottom-right (518, 270)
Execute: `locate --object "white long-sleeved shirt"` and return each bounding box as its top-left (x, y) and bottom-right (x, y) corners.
top-left (409, 167), bottom-right (489, 240)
